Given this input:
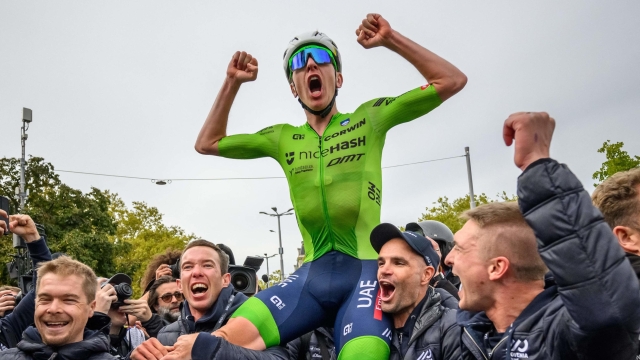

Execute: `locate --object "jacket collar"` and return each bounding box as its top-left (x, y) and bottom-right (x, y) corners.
top-left (18, 326), bottom-right (111, 359)
top-left (181, 286), bottom-right (244, 332)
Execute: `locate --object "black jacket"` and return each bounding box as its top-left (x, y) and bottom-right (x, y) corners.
top-left (156, 286), bottom-right (247, 346)
top-left (153, 286), bottom-right (288, 360)
top-left (286, 327), bottom-right (335, 360)
top-left (389, 287), bottom-right (460, 360)
top-left (0, 238), bottom-right (52, 349)
top-left (457, 159), bottom-right (640, 360)
top-left (0, 326), bottom-right (115, 360)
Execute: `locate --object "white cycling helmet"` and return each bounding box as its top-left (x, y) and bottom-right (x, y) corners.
top-left (282, 31), bottom-right (342, 82)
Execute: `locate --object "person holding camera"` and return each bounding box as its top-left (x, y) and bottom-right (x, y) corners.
top-left (94, 274), bottom-right (150, 358)
top-left (0, 210), bottom-right (53, 351)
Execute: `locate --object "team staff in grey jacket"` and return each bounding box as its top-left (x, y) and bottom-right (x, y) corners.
top-left (446, 112), bottom-right (640, 360)
top-left (369, 224), bottom-right (461, 360)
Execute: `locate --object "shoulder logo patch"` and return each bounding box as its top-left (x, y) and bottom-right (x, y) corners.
top-left (340, 119), bottom-right (351, 126)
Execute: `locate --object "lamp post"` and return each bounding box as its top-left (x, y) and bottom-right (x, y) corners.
top-left (256, 253), bottom-right (277, 287)
top-left (259, 207), bottom-right (294, 281)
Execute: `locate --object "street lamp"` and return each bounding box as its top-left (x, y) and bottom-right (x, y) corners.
top-left (256, 253), bottom-right (277, 287)
top-left (259, 207), bottom-right (294, 281)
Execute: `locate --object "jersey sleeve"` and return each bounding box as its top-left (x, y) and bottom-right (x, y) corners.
top-left (363, 84), bottom-right (443, 135)
top-left (217, 125), bottom-right (282, 160)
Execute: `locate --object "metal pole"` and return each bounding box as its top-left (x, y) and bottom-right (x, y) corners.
top-left (19, 115), bottom-right (29, 212)
top-left (264, 253), bottom-right (270, 287)
top-left (465, 147), bottom-right (476, 209)
top-left (277, 216), bottom-right (284, 281)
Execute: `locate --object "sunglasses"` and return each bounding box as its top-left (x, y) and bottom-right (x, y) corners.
top-left (288, 45), bottom-right (336, 74)
top-left (159, 291), bottom-right (184, 303)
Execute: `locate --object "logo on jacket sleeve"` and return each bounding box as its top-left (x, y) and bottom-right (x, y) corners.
top-left (417, 349), bottom-right (433, 360)
top-left (510, 339), bottom-right (529, 359)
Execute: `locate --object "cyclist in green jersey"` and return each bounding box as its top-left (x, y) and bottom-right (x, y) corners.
top-left (194, 13), bottom-right (466, 360)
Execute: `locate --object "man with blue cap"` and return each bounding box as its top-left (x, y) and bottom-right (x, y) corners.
top-left (370, 223), bottom-right (460, 360)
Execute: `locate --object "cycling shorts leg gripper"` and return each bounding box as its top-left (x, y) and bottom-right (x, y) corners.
top-left (230, 297), bottom-right (280, 347)
top-left (338, 336), bottom-right (390, 360)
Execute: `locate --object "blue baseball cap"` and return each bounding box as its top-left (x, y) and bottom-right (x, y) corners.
top-left (370, 223), bottom-right (440, 268)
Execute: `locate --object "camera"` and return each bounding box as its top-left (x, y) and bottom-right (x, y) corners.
top-left (169, 260), bottom-right (181, 279)
top-left (101, 274), bottom-right (133, 308)
top-left (229, 256), bottom-right (264, 297)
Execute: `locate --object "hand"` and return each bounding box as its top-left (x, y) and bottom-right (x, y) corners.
top-left (355, 13), bottom-right (394, 49)
top-left (0, 291), bottom-right (16, 317)
top-left (130, 338), bottom-right (174, 360)
top-left (503, 112), bottom-right (555, 171)
top-left (120, 298), bottom-right (153, 322)
top-left (0, 209), bottom-right (8, 235)
top-left (134, 321), bottom-right (151, 338)
top-left (7, 214), bottom-right (40, 242)
top-left (226, 51), bottom-right (258, 84)
top-left (161, 333), bottom-right (198, 360)
top-left (156, 264), bottom-right (173, 280)
top-left (95, 282), bottom-right (117, 314)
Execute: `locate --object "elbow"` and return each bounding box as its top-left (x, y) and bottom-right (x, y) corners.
top-left (435, 72), bottom-right (467, 102)
top-left (194, 141), bottom-right (218, 155)
top-left (449, 72), bottom-right (468, 96)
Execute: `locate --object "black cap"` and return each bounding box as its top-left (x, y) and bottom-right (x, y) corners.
top-left (106, 273), bottom-right (132, 286)
top-left (370, 223), bottom-right (440, 268)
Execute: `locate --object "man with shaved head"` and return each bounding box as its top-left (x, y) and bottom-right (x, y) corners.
top-left (445, 112), bottom-right (640, 359)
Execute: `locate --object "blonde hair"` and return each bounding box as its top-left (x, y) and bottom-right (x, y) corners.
top-left (36, 256), bottom-right (97, 303)
top-left (461, 202), bottom-right (547, 282)
top-left (592, 168), bottom-right (640, 231)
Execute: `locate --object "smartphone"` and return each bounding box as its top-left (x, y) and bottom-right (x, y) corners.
top-left (0, 196), bottom-right (10, 235)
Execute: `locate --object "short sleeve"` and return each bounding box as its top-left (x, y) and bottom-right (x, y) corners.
top-left (364, 84), bottom-right (442, 135)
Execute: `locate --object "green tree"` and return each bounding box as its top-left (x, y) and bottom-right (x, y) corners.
top-left (108, 195), bottom-right (196, 295)
top-left (417, 192), bottom-right (517, 233)
top-left (1, 156), bottom-right (118, 283)
top-left (592, 140), bottom-right (640, 186)
top-left (259, 269), bottom-right (284, 290)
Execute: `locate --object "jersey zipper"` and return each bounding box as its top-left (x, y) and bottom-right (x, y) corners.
top-left (307, 116), bottom-right (338, 254)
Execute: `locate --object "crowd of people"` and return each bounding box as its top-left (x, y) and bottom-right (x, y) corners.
top-left (2, 11), bottom-right (640, 360)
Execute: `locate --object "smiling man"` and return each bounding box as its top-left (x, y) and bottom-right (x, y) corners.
top-left (445, 112), bottom-right (640, 360)
top-left (129, 240), bottom-right (289, 360)
top-left (1, 256), bottom-right (115, 359)
top-left (195, 13), bottom-right (466, 359)
top-left (369, 224), bottom-right (460, 360)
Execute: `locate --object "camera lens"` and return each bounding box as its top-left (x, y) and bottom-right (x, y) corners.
top-left (231, 273), bottom-right (250, 292)
top-left (114, 283), bottom-right (133, 299)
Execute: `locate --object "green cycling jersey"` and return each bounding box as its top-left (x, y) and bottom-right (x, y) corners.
top-left (219, 84), bottom-right (442, 261)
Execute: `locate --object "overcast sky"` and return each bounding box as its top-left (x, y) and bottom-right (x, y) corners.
top-left (1, 1), bottom-right (639, 275)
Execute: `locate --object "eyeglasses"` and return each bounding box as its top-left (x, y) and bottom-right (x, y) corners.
top-left (288, 45), bottom-right (336, 74)
top-left (159, 291), bottom-right (184, 303)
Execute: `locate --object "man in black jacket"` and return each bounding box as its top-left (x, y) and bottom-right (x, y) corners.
top-left (0, 243), bottom-right (115, 359)
top-left (130, 239), bottom-right (288, 360)
top-left (592, 167), bottom-right (640, 279)
top-left (446, 112), bottom-right (640, 359)
top-left (370, 224), bottom-right (460, 360)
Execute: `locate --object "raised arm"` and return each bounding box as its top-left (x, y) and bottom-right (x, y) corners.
top-left (194, 51), bottom-right (258, 156)
top-left (356, 13), bottom-right (467, 101)
top-left (506, 112), bottom-right (640, 332)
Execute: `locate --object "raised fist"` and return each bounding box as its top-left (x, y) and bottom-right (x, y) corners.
top-left (503, 112), bottom-right (555, 171)
top-left (227, 51), bottom-right (259, 84)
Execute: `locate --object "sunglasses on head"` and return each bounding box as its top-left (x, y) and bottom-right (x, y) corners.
top-left (288, 45), bottom-right (336, 75)
top-left (159, 291), bottom-right (184, 303)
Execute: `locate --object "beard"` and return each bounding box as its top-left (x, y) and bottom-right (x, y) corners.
top-left (157, 306), bottom-right (180, 323)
